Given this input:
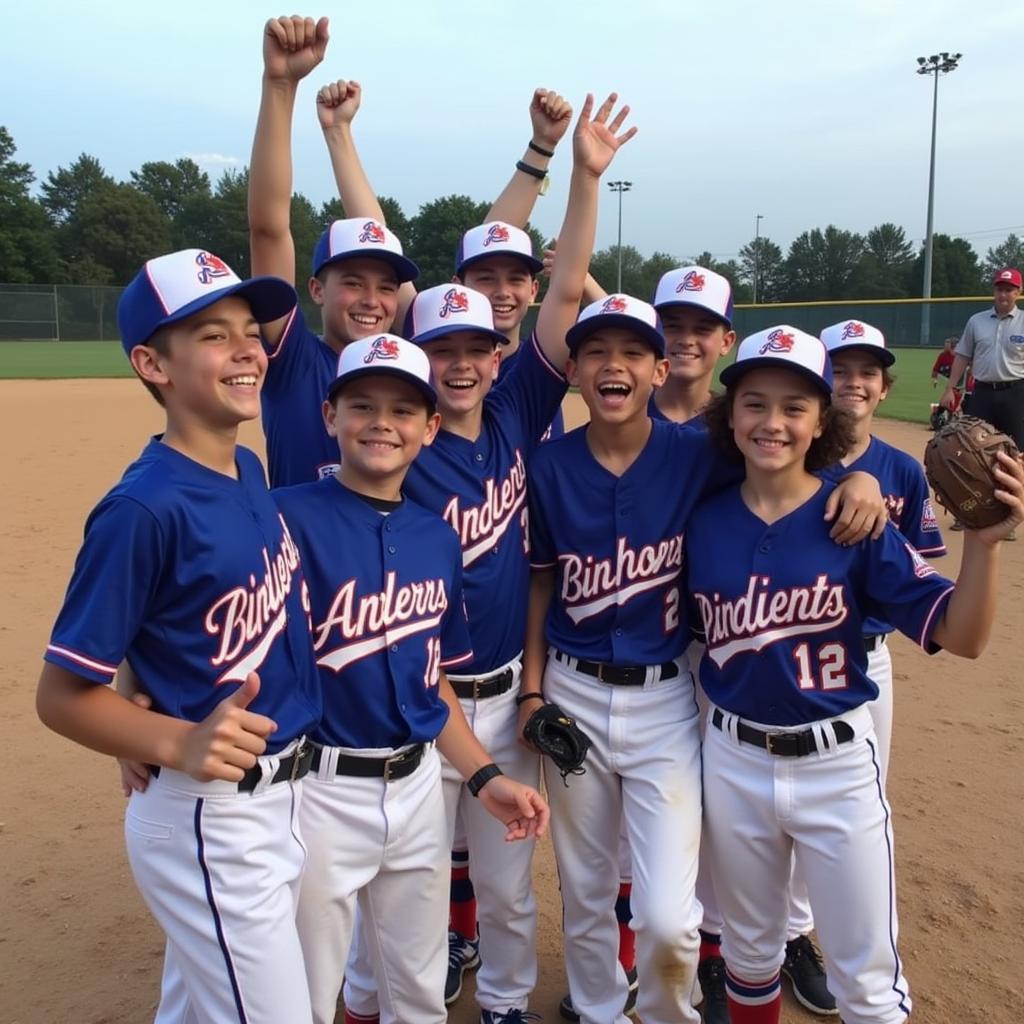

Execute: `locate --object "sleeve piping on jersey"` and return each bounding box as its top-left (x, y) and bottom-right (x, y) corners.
top-left (440, 649), bottom-right (474, 669)
top-left (917, 584), bottom-right (955, 650)
top-left (529, 331), bottom-right (568, 382)
top-left (266, 304), bottom-right (299, 361)
top-left (529, 558), bottom-right (557, 570)
top-left (44, 643), bottom-right (118, 680)
top-left (916, 544), bottom-right (948, 557)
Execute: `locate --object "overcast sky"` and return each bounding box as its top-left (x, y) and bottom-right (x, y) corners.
top-left (4, 0), bottom-right (1020, 263)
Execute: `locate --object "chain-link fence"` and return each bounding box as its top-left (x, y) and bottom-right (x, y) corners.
top-left (0, 283), bottom-right (995, 348)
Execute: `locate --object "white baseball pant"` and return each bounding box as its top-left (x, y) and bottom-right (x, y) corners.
top-left (297, 745), bottom-right (449, 1024)
top-left (124, 754), bottom-right (312, 1024)
top-left (441, 657), bottom-right (542, 1014)
top-left (704, 703), bottom-right (912, 1024)
top-left (544, 651), bottom-right (703, 1024)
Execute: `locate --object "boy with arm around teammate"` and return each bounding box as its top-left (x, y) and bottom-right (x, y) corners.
top-left (272, 334), bottom-right (548, 1024)
top-left (690, 327), bottom-right (1023, 1024)
top-left (37, 250), bottom-right (322, 1023)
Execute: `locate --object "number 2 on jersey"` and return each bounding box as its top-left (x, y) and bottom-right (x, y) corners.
top-left (793, 641), bottom-right (848, 691)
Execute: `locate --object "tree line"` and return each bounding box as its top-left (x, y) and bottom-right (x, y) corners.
top-left (2, 126), bottom-right (1021, 301)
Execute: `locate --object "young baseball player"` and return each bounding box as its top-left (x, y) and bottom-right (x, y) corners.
top-left (249, 17), bottom-right (567, 488)
top-left (271, 334), bottom-right (549, 1024)
top-left (37, 249), bottom-right (323, 1023)
top-left (689, 325), bottom-right (1023, 1024)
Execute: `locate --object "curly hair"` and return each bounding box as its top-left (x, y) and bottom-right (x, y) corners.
top-left (703, 388), bottom-right (857, 472)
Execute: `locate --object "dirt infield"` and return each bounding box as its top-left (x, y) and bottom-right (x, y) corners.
top-left (2, 379), bottom-right (1021, 1024)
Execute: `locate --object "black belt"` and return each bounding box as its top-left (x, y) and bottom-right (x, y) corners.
top-left (449, 666), bottom-right (515, 700)
top-left (554, 649), bottom-right (679, 686)
top-left (974, 378), bottom-right (1024, 391)
top-left (711, 708), bottom-right (854, 758)
top-left (863, 634), bottom-right (886, 653)
top-left (309, 742), bottom-right (426, 782)
top-left (149, 740), bottom-right (314, 793)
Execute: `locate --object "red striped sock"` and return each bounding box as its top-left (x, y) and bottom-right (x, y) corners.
top-left (725, 968), bottom-right (781, 1024)
top-left (615, 882), bottom-right (636, 973)
top-left (343, 1011), bottom-right (380, 1024)
top-left (449, 848), bottom-right (477, 940)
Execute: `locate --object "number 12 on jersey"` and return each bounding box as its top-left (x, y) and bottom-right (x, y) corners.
top-left (793, 641), bottom-right (848, 691)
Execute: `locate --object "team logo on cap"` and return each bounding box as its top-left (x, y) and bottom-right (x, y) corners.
top-left (483, 224), bottom-right (510, 247)
top-left (601, 295), bottom-right (628, 314)
top-left (841, 321), bottom-right (865, 340)
top-left (759, 328), bottom-right (795, 354)
top-left (195, 251), bottom-right (232, 285)
top-left (998, 270), bottom-right (1014, 281)
top-left (358, 221), bottom-right (386, 244)
top-left (363, 336), bottom-right (400, 363)
top-left (439, 288), bottom-right (470, 318)
top-left (676, 270), bottom-right (706, 293)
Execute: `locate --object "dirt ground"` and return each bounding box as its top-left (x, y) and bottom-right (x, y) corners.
top-left (1, 380), bottom-right (1022, 1024)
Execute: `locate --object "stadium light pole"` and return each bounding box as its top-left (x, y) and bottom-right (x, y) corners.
top-left (608, 180), bottom-right (632, 292)
top-left (916, 51), bottom-right (961, 345)
top-left (753, 213), bottom-right (764, 304)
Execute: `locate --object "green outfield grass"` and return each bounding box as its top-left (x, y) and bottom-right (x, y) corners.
top-left (0, 340), bottom-right (943, 424)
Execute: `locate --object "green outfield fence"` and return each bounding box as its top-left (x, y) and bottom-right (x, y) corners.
top-left (0, 283), bottom-right (993, 347)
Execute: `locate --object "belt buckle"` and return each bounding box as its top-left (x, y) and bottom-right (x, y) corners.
top-left (765, 732), bottom-right (783, 755)
top-left (289, 741), bottom-right (308, 782)
top-left (596, 662), bottom-right (605, 683)
top-left (383, 750), bottom-right (407, 783)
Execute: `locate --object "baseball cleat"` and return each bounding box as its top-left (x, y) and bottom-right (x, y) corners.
top-left (558, 966), bottom-right (638, 1021)
top-left (445, 929), bottom-right (481, 1005)
top-left (480, 1011), bottom-right (542, 1023)
top-left (782, 934), bottom-right (839, 1015)
top-left (696, 955), bottom-right (728, 1024)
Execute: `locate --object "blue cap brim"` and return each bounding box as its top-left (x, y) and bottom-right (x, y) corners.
top-left (411, 324), bottom-right (507, 348)
top-left (825, 342), bottom-right (895, 367)
top-left (653, 297), bottom-right (733, 328)
top-left (314, 249), bottom-right (419, 284)
top-left (720, 356), bottom-right (833, 396)
top-left (566, 314), bottom-right (665, 357)
top-left (455, 251), bottom-right (544, 277)
top-left (326, 365), bottom-right (436, 407)
top-left (122, 276), bottom-right (298, 354)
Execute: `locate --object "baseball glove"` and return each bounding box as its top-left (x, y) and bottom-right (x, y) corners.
top-left (924, 416), bottom-right (1020, 529)
top-left (522, 702), bottom-right (591, 783)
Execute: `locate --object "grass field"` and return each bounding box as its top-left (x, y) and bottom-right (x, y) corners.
top-left (0, 340), bottom-right (943, 423)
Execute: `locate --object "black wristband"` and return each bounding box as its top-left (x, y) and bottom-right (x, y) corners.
top-left (515, 692), bottom-right (545, 707)
top-left (467, 762), bottom-right (504, 797)
top-left (528, 140), bottom-right (555, 158)
top-left (515, 160), bottom-right (547, 181)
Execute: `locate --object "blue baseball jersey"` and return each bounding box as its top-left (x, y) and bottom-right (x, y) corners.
top-left (261, 305), bottom-right (340, 488)
top-left (403, 332), bottom-right (567, 675)
top-left (687, 482), bottom-right (955, 726)
top-left (825, 436), bottom-right (946, 636)
top-left (273, 479), bottom-right (473, 748)
top-left (497, 343), bottom-right (565, 439)
top-left (44, 441), bottom-right (321, 752)
top-left (528, 418), bottom-right (739, 664)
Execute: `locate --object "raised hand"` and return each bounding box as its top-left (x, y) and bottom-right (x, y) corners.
top-left (530, 89), bottom-right (573, 151)
top-left (572, 92), bottom-right (637, 179)
top-left (541, 238), bottom-right (557, 280)
top-left (263, 15), bottom-right (329, 84)
top-left (478, 775), bottom-right (550, 841)
top-left (177, 672), bottom-right (277, 783)
top-left (317, 78), bottom-right (361, 130)
top-left (973, 452), bottom-right (1024, 545)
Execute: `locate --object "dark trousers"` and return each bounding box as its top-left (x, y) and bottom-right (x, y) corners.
top-left (965, 384), bottom-right (1024, 449)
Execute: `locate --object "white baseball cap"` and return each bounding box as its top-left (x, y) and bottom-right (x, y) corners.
top-left (653, 266), bottom-right (733, 326)
top-left (819, 320), bottom-right (895, 367)
top-left (565, 293), bottom-right (665, 356)
top-left (405, 284), bottom-right (508, 347)
top-left (117, 249), bottom-right (297, 354)
top-left (455, 221), bottom-right (543, 276)
top-left (720, 325), bottom-right (833, 396)
top-left (312, 217), bottom-right (419, 282)
top-left (326, 333), bottom-right (436, 406)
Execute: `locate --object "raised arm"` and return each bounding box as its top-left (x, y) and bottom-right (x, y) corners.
top-left (487, 88), bottom-right (572, 227)
top-left (319, 78), bottom-right (417, 326)
top-left (535, 93), bottom-right (637, 369)
top-left (249, 16), bottom-right (329, 343)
